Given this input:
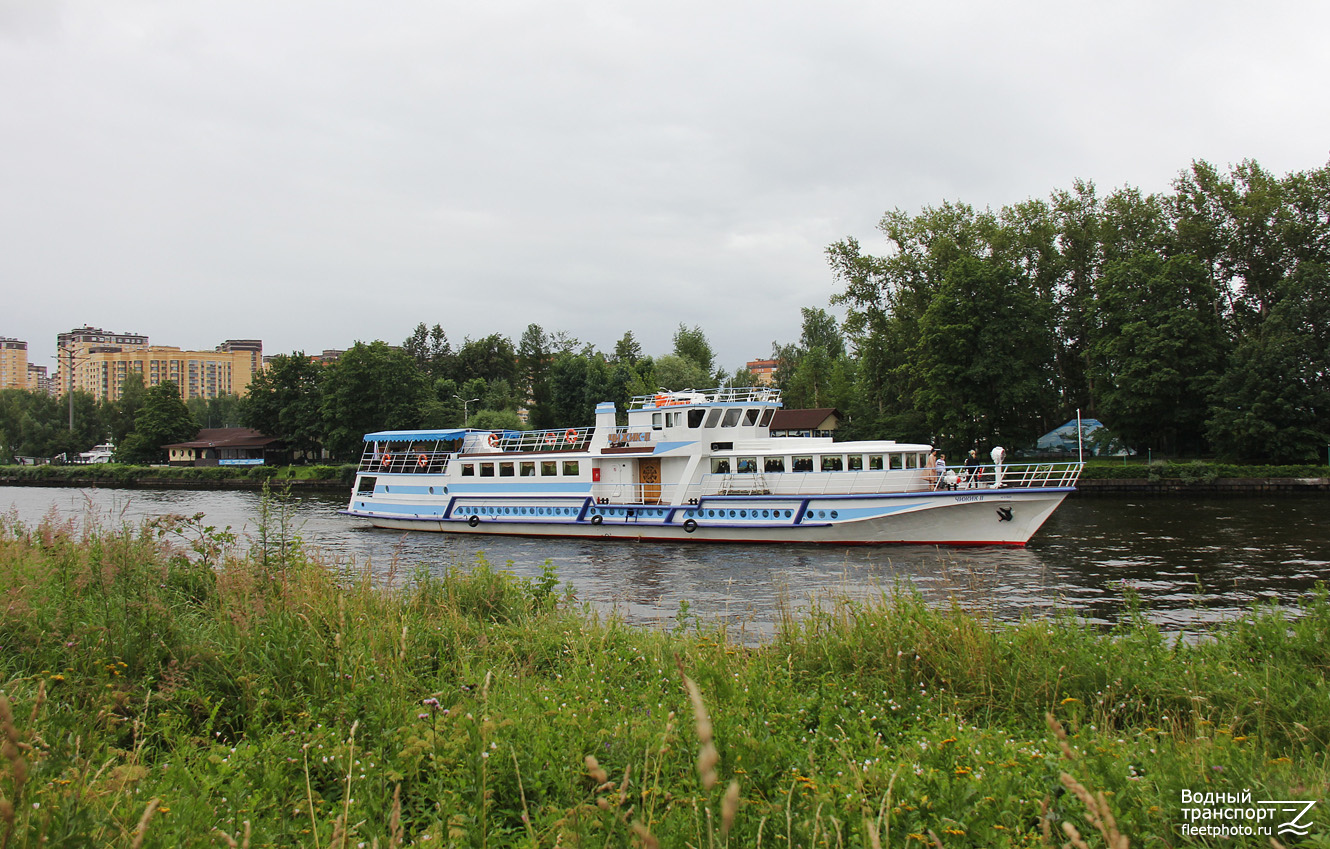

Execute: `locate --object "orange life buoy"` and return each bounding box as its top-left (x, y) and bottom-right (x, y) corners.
top-left (417, 454), bottom-right (428, 468)
top-left (564, 428), bottom-right (577, 444)
top-left (487, 433), bottom-right (500, 448)
top-left (544, 432), bottom-right (556, 446)
top-left (380, 453), bottom-right (392, 467)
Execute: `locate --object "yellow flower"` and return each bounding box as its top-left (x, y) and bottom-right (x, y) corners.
top-left (1060, 697), bottom-right (1080, 705)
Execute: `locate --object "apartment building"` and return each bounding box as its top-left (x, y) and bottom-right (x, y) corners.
top-left (0, 337), bottom-right (28, 390)
top-left (70, 346), bottom-right (260, 402)
top-left (745, 358), bottom-right (779, 386)
top-left (52, 327), bottom-right (262, 402)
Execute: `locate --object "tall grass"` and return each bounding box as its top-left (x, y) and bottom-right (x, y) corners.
top-left (0, 499), bottom-right (1326, 846)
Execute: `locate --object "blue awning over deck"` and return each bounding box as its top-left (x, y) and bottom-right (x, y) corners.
top-left (363, 429), bottom-right (469, 442)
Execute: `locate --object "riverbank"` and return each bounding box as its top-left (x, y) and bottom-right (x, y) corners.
top-left (3, 461), bottom-right (1328, 495)
top-left (0, 508), bottom-right (1325, 846)
top-left (0, 463), bottom-right (354, 492)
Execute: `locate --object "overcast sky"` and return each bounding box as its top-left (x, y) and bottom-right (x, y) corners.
top-left (3, 0), bottom-right (1328, 375)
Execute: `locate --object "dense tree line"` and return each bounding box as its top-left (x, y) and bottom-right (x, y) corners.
top-left (0, 374), bottom-right (223, 465)
top-left (776, 158), bottom-right (1329, 463)
top-left (244, 324), bottom-right (737, 461)
top-left (4, 158), bottom-right (1325, 466)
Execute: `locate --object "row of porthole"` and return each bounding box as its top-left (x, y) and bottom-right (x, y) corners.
top-left (470, 506), bottom-right (577, 517)
top-left (589, 508), bottom-right (669, 518)
top-left (679, 509), bottom-right (840, 520)
top-left (464, 506), bottom-right (842, 521)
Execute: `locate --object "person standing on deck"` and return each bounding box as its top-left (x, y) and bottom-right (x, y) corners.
top-left (964, 449), bottom-right (982, 488)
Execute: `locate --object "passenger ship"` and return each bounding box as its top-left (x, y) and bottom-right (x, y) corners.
top-left (342, 388), bottom-right (1081, 545)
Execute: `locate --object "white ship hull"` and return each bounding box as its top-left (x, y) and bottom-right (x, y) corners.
top-left (343, 388), bottom-right (1081, 547)
top-left (349, 487), bottom-right (1068, 545)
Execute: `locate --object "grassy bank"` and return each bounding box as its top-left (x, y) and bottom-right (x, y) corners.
top-left (0, 507), bottom-right (1326, 847)
top-left (0, 463), bottom-right (356, 488)
top-left (1078, 460), bottom-right (1328, 482)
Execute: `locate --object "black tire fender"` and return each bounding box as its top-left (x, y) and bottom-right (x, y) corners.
top-left (468, 514), bottom-right (480, 527)
top-left (683, 518), bottom-right (698, 533)
top-left (590, 514), bottom-right (603, 526)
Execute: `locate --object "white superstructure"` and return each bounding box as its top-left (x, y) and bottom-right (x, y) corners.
top-left (342, 388), bottom-right (1080, 545)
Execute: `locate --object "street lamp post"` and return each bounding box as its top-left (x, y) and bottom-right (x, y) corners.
top-left (454, 396), bottom-right (480, 428)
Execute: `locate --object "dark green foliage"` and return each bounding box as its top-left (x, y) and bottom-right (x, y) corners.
top-left (320, 342), bottom-right (427, 460)
top-left (115, 381), bottom-right (199, 464)
top-left (829, 157), bottom-right (1330, 459)
top-left (1207, 264), bottom-right (1330, 461)
top-left (1087, 254), bottom-right (1225, 455)
top-left (243, 353), bottom-right (326, 459)
top-left (914, 257), bottom-right (1057, 450)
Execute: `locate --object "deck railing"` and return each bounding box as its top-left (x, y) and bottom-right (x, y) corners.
top-left (586, 462), bottom-right (1082, 504)
top-left (627, 386), bottom-right (782, 409)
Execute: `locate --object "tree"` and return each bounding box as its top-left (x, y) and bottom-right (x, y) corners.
top-left (652, 355), bottom-right (711, 392)
top-left (187, 394), bottom-right (244, 429)
top-left (321, 342), bottom-right (428, 460)
top-left (1207, 264), bottom-right (1330, 461)
top-left (518, 323), bottom-right (554, 428)
top-left (116, 381), bottom-right (198, 464)
top-left (913, 257), bottom-right (1057, 451)
top-left (244, 354), bottom-right (326, 460)
top-left (1087, 254), bottom-right (1225, 455)
top-left (612, 331), bottom-right (643, 365)
top-left (456, 334), bottom-right (518, 385)
top-left (403, 323), bottom-right (454, 380)
top-left (672, 324), bottom-right (716, 380)
top-left (108, 372), bottom-right (147, 447)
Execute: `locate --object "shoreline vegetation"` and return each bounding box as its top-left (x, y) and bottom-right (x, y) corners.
top-left (2, 460), bottom-right (1328, 494)
top-left (1, 496), bottom-right (1327, 846)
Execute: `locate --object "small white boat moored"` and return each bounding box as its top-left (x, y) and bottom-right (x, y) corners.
top-left (341, 388), bottom-right (1081, 545)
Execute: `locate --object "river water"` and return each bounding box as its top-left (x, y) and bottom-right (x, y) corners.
top-left (3, 485), bottom-right (1327, 636)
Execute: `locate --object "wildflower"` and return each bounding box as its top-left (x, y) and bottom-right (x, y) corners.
top-left (1060, 697), bottom-right (1080, 705)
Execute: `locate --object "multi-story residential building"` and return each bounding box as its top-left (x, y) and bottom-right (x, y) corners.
top-left (69, 345), bottom-right (260, 402)
top-left (218, 339), bottom-right (264, 373)
top-left (53, 327), bottom-right (262, 402)
top-left (0, 337), bottom-right (29, 390)
top-left (745, 358), bottom-right (779, 386)
top-left (56, 326), bottom-right (150, 395)
top-left (27, 363), bottom-right (52, 394)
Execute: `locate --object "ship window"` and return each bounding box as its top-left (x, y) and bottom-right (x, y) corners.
top-left (847, 455), bottom-right (864, 471)
top-left (652, 412), bottom-right (663, 430)
top-left (905, 453), bottom-right (918, 469)
top-left (758, 408), bottom-right (774, 427)
top-left (919, 452), bottom-right (930, 468)
top-left (520, 461), bottom-right (536, 477)
top-left (792, 455), bottom-right (814, 472)
top-left (480, 463), bottom-right (495, 477)
top-left (499, 462), bottom-right (515, 477)
top-left (821, 456), bottom-right (844, 472)
top-left (890, 454), bottom-right (904, 470)
top-left (356, 476), bottom-right (377, 493)
top-left (667, 411), bottom-right (683, 427)
top-left (743, 409), bottom-right (759, 426)
top-left (461, 464), bottom-right (475, 477)
top-left (541, 460), bottom-right (558, 476)
top-left (704, 409), bottom-right (723, 427)
top-left (688, 409), bottom-right (705, 428)
top-left (562, 460), bottom-right (580, 476)
top-left (764, 457), bottom-right (785, 473)
top-left (868, 455), bottom-right (885, 471)
top-left (736, 457), bottom-right (757, 473)
top-left (711, 458), bottom-right (731, 474)
top-left (721, 408), bottom-right (742, 427)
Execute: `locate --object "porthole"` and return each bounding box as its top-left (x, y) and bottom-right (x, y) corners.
top-left (806, 511), bottom-right (813, 519)
top-left (740, 510), bottom-right (747, 518)
top-left (830, 510), bottom-right (839, 518)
